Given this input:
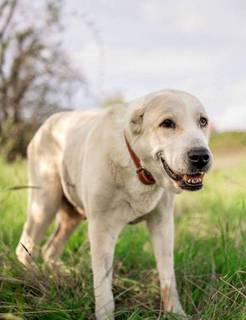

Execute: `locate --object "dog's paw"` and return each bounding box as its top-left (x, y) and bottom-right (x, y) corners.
top-left (161, 288), bottom-right (187, 318)
top-left (171, 304), bottom-right (187, 318)
top-left (46, 259), bottom-right (72, 275)
top-left (16, 244), bottom-right (39, 272)
top-left (168, 303), bottom-right (190, 319)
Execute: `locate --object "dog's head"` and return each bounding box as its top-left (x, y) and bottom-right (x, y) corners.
top-left (126, 90), bottom-right (213, 193)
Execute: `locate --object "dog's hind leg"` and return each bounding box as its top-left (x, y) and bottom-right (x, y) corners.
top-left (42, 198), bottom-right (85, 267)
top-left (16, 142), bottom-right (63, 267)
top-left (16, 185), bottom-right (62, 267)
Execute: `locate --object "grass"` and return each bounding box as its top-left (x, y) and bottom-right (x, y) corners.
top-left (0, 133), bottom-right (246, 319)
top-left (210, 131), bottom-right (246, 153)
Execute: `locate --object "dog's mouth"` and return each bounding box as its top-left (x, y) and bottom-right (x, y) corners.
top-left (160, 157), bottom-right (205, 191)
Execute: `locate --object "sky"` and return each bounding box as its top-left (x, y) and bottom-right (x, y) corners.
top-left (63, 0), bottom-right (246, 131)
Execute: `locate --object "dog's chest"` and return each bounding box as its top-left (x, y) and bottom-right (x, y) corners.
top-left (124, 183), bottom-right (163, 219)
top-left (110, 162), bottom-right (163, 220)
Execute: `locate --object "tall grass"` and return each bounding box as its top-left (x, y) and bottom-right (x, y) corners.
top-left (0, 149), bottom-right (245, 319)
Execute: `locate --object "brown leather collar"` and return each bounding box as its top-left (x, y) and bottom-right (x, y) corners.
top-left (124, 135), bottom-right (155, 185)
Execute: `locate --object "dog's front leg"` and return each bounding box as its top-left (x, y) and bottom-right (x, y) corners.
top-left (88, 216), bottom-right (123, 320)
top-left (146, 195), bottom-right (186, 316)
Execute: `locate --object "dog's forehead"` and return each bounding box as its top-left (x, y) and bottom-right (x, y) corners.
top-left (145, 90), bottom-right (206, 117)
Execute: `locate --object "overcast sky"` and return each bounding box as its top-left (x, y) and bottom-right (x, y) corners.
top-left (63, 0), bottom-right (246, 131)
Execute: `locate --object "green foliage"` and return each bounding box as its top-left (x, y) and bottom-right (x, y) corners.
top-left (0, 152), bottom-right (245, 319)
top-left (0, 121), bottom-right (37, 162)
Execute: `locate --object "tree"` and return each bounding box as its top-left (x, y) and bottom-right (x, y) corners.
top-left (0, 0), bottom-right (86, 160)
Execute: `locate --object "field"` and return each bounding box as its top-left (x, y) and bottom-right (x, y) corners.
top-left (0, 132), bottom-right (246, 320)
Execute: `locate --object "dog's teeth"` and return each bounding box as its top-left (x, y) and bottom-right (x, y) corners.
top-left (185, 174), bottom-right (203, 185)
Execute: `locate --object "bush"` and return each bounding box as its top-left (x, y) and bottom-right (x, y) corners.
top-left (0, 121), bottom-right (38, 162)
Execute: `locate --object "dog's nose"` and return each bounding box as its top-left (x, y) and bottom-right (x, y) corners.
top-left (187, 147), bottom-right (210, 170)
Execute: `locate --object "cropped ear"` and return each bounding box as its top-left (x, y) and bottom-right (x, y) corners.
top-left (129, 106), bottom-right (145, 135)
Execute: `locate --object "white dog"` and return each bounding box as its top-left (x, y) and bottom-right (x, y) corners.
top-left (16, 90), bottom-right (213, 319)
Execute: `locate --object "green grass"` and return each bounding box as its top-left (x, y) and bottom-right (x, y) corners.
top-left (210, 131), bottom-right (246, 152)
top-left (0, 148), bottom-right (246, 319)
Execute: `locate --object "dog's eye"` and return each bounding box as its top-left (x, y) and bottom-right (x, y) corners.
top-left (199, 117), bottom-right (208, 128)
top-left (160, 119), bottom-right (175, 129)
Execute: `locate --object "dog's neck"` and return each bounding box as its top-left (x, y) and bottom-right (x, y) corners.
top-left (124, 135), bottom-right (155, 185)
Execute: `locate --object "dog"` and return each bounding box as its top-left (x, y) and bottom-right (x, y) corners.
top-left (16, 89), bottom-right (213, 319)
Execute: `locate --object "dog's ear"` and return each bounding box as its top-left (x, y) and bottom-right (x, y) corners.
top-left (129, 106), bottom-right (145, 135)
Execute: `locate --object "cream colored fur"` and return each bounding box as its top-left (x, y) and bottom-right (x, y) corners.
top-left (16, 89), bottom-right (212, 319)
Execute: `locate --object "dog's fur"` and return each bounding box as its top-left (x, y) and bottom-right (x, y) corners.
top-left (16, 89), bottom-right (212, 319)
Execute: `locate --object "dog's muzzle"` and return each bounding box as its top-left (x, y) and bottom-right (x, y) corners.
top-left (156, 151), bottom-right (206, 191)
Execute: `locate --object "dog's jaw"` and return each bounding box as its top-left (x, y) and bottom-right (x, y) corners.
top-left (158, 155), bottom-right (205, 192)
